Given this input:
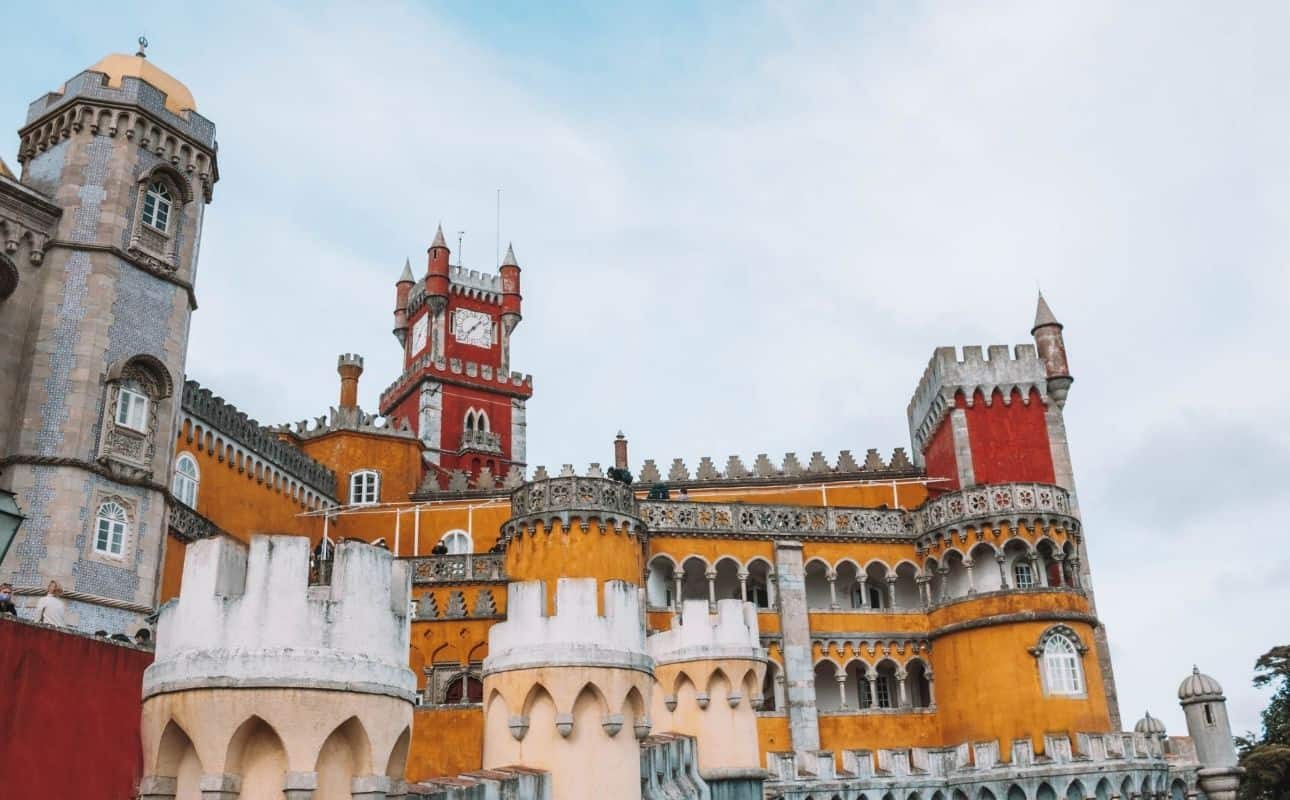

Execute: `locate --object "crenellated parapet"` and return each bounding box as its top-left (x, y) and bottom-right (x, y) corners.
top-left (906, 344), bottom-right (1050, 464)
top-left (144, 534), bottom-right (415, 702)
top-left (638, 447), bottom-right (918, 485)
top-left (379, 351), bottom-right (534, 411)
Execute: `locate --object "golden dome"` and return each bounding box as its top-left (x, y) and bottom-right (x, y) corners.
top-left (83, 53), bottom-right (196, 116)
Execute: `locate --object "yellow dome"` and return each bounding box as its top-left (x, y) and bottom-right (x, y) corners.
top-left (83, 53), bottom-right (196, 116)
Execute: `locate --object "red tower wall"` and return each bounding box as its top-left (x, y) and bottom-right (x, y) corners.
top-left (963, 387), bottom-right (1055, 485)
top-left (0, 618), bottom-right (153, 798)
top-left (921, 416), bottom-right (960, 491)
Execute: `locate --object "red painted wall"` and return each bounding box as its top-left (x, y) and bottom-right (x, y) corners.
top-left (442, 294), bottom-right (503, 365)
top-left (964, 387), bottom-right (1055, 485)
top-left (921, 412), bottom-right (960, 491)
top-left (0, 617), bottom-right (152, 798)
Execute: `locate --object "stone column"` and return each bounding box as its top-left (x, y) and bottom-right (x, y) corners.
top-left (199, 774), bottom-right (241, 800)
top-left (937, 568), bottom-right (950, 603)
top-left (917, 576), bottom-right (930, 609)
top-left (284, 771), bottom-right (317, 800)
top-left (673, 574), bottom-right (682, 611)
top-left (886, 576), bottom-right (897, 609)
top-left (767, 571), bottom-right (778, 609)
top-left (705, 569), bottom-right (717, 610)
top-left (1028, 553), bottom-right (1042, 588)
top-left (352, 775), bottom-right (392, 800)
top-left (896, 669), bottom-right (910, 709)
top-left (1052, 552), bottom-right (1067, 586)
top-left (964, 558), bottom-right (976, 594)
top-left (996, 555), bottom-right (1009, 588)
top-left (138, 776), bottom-right (177, 800)
top-left (925, 671), bottom-right (936, 706)
top-left (773, 541), bottom-right (821, 754)
top-left (866, 676), bottom-right (878, 709)
top-left (1068, 557), bottom-right (1082, 588)
top-left (738, 571), bottom-right (749, 602)
top-left (827, 570), bottom-right (839, 610)
top-left (857, 576), bottom-right (869, 608)
top-left (835, 672), bottom-right (849, 710)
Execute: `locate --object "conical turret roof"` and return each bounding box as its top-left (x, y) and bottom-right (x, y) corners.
top-left (1032, 292), bottom-right (1061, 333)
top-left (430, 224), bottom-right (448, 250)
top-left (501, 242), bottom-right (519, 268)
top-left (398, 258), bottom-right (414, 283)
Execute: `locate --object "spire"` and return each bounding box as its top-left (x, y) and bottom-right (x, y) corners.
top-left (1032, 292), bottom-right (1061, 333)
top-left (398, 258), bottom-right (414, 283)
top-left (501, 242), bottom-right (519, 268)
top-left (431, 224), bottom-right (448, 250)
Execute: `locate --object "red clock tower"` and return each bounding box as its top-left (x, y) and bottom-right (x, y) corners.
top-left (379, 225), bottom-right (533, 487)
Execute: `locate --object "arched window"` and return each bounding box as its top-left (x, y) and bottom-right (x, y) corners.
top-left (1013, 559), bottom-right (1035, 588)
top-left (1042, 634), bottom-right (1083, 695)
top-left (94, 501), bottom-right (128, 556)
top-left (172, 453), bottom-right (199, 507)
top-left (440, 530), bottom-right (471, 555)
top-left (444, 674), bottom-right (483, 704)
top-left (349, 470), bottom-right (380, 505)
top-left (465, 410), bottom-right (475, 432)
top-left (142, 181), bottom-right (173, 232)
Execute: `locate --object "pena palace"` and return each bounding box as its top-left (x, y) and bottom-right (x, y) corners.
top-left (0, 49), bottom-right (1245, 800)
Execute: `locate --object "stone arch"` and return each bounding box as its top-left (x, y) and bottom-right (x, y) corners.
top-left (385, 726), bottom-right (411, 780)
top-left (153, 719), bottom-right (202, 790)
top-left (0, 253), bottom-right (17, 300)
top-left (1037, 782), bottom-right (1057, 800)
top-left (139, 161), bottom-right (195, 204)
top-left (746, 557), bottom-right (774, 608)
top-left (680, 555), bottom-right (710, 602)
top-left (1140, 776), bottom-right (1151, 799)
top-left (978, 790), bottom-right (997, 800)
top-left (1066, 779), bottom-right (1086, 800)
top-left (1169, 779), bottom-right (1186, 800)
top-left (315, 716), bottom-right (373, 800)
top-left (107, 352), bottom-right (175, 399)
top-left (1007, 786), bottom-right (1027, 800)
top-left (713, 556), bottom-right (742, 601)
top-left (1120, 776), bottom-right (1135, 800)
top-left (623, 685), bottom-right (647, 720)
top-left (521, 682), bottom-right (556, 718)
top-left (814, 659), bottom-right (842, 712)
top-left (835, 559), bottom-right (862, 608)
top-left (224, 715), bottom-right (287, 798)
top-left (805, 558), bottom-right (832, 609)
top-left (705, 665), bottom-right (733, 699)
top-left (970, 541), bottom-right (1004, 592)
top-left (647, 553), bottom-right (677, 608)
top-left (892, 561), bottom-right (920, 609)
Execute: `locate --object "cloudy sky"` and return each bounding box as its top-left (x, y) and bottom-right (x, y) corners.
top-left (5, 1), bottom-right (1286, 738)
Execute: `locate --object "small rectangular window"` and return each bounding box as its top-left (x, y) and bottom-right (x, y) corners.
top-left (116, 389), bottom-right (149, 432)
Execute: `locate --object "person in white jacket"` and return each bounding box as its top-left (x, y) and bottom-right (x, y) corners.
top-left (34, 580), bottom-right (67, 627)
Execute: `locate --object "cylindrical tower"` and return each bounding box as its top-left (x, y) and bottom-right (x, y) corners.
top-left (337, 353), bottom-right (364, 410)
top-left (648, 598), bottom-right (767, 795)
top-left (483, 470), bottom-right (653, 800)
top-left (426, 224), bottom-right (450, 315)
top-left (138, 535), bottom-right (415, 800)
top-left (499, 242), bottom-right (522, 373)
top-left (393, 258), bottom-right (414, 344)
top-left (501, 471), bottom-right (645, 612)
top-left (1178, 667), bottom-right (1243, 800)
top-left (1032, 293), bottom-right (1073, 407)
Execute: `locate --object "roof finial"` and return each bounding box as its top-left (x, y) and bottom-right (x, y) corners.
top-left (136, 36), bottom-right (149, 59)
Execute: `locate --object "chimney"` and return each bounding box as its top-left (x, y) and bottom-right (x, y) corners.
top-left (338, 353), bottom-right (364, 409)
top-left (614, 431), bottom-right (629, 471)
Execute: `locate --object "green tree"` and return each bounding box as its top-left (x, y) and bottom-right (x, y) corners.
top-left (1237, 645), bottom-right (1290, 800)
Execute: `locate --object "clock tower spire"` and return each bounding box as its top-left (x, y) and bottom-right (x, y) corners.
top-left (378, 222), bottom-right (533, 487)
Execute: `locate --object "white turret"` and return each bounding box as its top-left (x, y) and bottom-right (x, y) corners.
top-left (1178, 666), bottom-right (1243, 800)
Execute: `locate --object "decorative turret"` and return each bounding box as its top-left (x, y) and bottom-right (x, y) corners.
top-left (614, 431), bottom-right (629, 471)
top-left (393, 258), bottom-right (414, 344)
top-left (482, 578), bottom-right (653, 800)
top-left (338, 352), bottom-right (364, 410)
top-left (499, 242), bottom-right (522, 372)
top-left (426, 224), bottom-right (450, 315)
top-left (1178, 667), bottom-right (1243, 800)
top-left (647, 599), bottom-right (767, 794)
top-left (139, 535), bottom-right (415, 799)
top-left (1031, 293), bottom-right (1073, 407)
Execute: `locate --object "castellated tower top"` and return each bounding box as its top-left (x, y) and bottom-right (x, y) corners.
top-left (648, 599), bottom-right (765, 664)
top-left (143, 535), bottom-right (415, 702)
top-left (484, 579), bottom-right (651, 675)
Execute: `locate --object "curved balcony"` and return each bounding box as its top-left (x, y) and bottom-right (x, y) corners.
top-left (914, 482), bottom-right (1078, 544)
top-left (460, 428), bottom-right (503, 454)
top-left (408, 553), bottom-right (506, 585)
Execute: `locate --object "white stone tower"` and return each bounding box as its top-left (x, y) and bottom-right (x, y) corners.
top-left (1178, 666), bottom-right (1243, 800)
top-left (138, 535), bottom-right (415, 800)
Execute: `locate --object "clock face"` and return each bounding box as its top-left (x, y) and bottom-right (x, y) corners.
top-left (453, 309), bottom-right (493, 348)
top-left (410, 314), bottom-right (428, 354)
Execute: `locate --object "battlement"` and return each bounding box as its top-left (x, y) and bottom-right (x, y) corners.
top-left (504, 473), bottom-right (643, 538)
top-left (484, 579), bottom-right (652, 675)
top-left (648, 599), bottom-right (765, 664)
top-left (274, 405), bottom-right (418, 442)
top-left (182, 379), bottom-right (337, 495)
top-left (906, 345), bottom-right (1050, 462)
top-left (337, 352), bottom-right (364, 369)
top-left (378, 352), bottom-right (534, 411)
top-left (143, 534), bottom-right (415, 701)
top-left (637, 447), bottom-right (918, 485)
top-left (406, 270), bottom-right (503, 310)
top-left (25, 68), bottom-right (217, 143)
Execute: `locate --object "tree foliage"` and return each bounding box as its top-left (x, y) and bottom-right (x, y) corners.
top-left (1238, 645), bottom-right (1290, 800)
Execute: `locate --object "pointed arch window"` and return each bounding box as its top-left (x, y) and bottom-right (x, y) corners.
top-left (142, 181), bottom-right (173, 232)
top-left (94, 501), bottom-right (128, 556)
top-left (173, 453), bottom-right (199, 507)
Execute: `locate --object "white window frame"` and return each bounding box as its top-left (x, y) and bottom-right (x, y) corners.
top-left (349, 470), bottom-right (380, 506)
top-left (1041, 634), bottom-right (1084, 695)
top-left (440, 529), bottom-right (471, 555)
top-left (115, 387), bottom-right (150, 433)
top-left (94, 501), bottom-right (128, 557)
top-left (875, 674), bottom-right (894, 708)
top-left (142, 181), bottom-right (173, 232)
top-left (1013, 559), bottom-right (1035, 588)
top-left (173, 453), bottom-right (199, 507)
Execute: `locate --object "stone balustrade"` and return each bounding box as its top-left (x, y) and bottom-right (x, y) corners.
top-left (408, 553), bottom-right (506, 585)
top-left (460, 428), bottom-right (503, 454)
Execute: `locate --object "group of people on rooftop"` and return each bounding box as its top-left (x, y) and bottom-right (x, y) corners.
top-left (0, 579), bottom-right (152, 646)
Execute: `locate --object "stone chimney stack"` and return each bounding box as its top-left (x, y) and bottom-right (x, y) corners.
top-left (338, 353), bottom-right (364, 409)
top-left (614, 431), bottom-right (629, 471)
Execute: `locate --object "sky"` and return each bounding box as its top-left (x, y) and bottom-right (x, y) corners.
top-left (4, 0), bottom-right (1286, 740)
